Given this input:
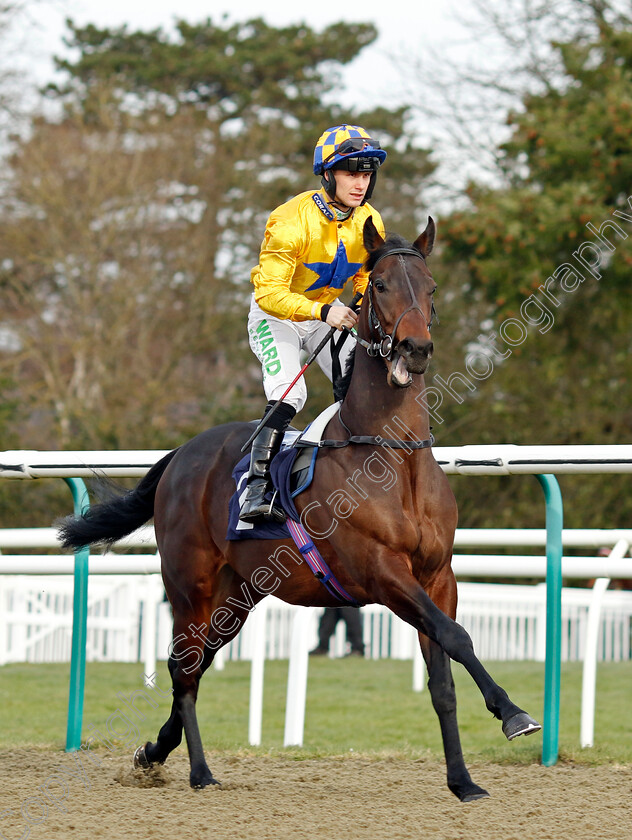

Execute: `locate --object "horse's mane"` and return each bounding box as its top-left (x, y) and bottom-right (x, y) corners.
top-left (333, 347), bottom-right (356, 401)
top-left (364, 232), bottom-right (419, 272)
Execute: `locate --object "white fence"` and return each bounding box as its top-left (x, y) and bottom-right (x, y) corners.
top-left (2, 444), bottom-right (632, 759)
top-left (215, 584), bottom-right (632, 664)
top-left (0, 574), bottom-right (148, 665)
top-left (1, 520), bottom-right (630, 751)
top-left (1, 525), bottom-right (630, 667)
top-left (1, 575), bottom-right (630, 666)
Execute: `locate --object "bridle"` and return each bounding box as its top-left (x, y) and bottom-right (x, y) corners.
top-left (305, 245), bottom-right (438, 453)
top-left (353, 248), bottom-right (437, 359)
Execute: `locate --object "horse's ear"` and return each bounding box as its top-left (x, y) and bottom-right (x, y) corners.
top-left (363, 216), bottom-right (384, 254)
top-left (414, 216), bottom-right (435, 258)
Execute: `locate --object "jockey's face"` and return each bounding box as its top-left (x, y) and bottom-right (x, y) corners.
top-left (332, 169), bottom-right (372, 209)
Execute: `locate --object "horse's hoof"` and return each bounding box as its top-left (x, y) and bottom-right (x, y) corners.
top-left (190, 768), bottom-right (220, 789)
top-left (461, 789), bottom-right (490, 803)
top-left (450, 780), bottom-right (490, 802)
top-left (502, 712), bottom-right (542, 741)
top-left (133, 743), bottom-right (152, 769)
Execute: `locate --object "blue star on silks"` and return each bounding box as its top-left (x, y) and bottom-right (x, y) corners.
top-left (304, 241), bottom-right (363, 292)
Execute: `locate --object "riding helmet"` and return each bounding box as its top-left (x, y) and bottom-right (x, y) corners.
top-left (313, 124), bottom-right (386, 203)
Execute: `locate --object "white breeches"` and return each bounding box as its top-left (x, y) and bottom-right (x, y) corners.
top-left (247, 297), bottom-right (355, 412)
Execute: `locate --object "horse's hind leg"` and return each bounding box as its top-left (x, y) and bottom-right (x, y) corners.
top-left (139, 561), bottom-right (264, 789)
top-left (134, 610), bottom-right (217, 787)
top-left (134, 655), bottom-right (184, 769)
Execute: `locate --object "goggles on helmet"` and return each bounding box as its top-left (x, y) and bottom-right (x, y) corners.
top-left (322, 137), bottom-right (382, 167)
top-left (331, 155), bottom-right (382, 173)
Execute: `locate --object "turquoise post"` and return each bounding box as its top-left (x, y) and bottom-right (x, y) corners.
top-left (63, 477), bottom-right (90, 752)
top-left (535, 474), bottom-right (563, 766)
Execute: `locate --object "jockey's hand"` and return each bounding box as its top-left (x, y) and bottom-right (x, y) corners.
top-left (326, 306), bottom-right (359, 331)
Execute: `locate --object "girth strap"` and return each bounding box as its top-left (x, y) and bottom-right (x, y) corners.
top-left (286, 518), bottom-right (360, 606)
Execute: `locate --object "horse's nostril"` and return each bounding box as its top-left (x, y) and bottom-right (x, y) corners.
top-left (398, 339), bottom-right (433, 358)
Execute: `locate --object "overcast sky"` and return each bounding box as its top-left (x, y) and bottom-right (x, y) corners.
top-left (13, 0), bottom-right (473, 109)
top-left (3, 0), bottom-right (511, 206)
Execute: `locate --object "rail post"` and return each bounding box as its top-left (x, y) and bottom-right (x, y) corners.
top-left (63, 477), bottom-right (90, 752)
top-left (535, 474), bottom-right (563, 766)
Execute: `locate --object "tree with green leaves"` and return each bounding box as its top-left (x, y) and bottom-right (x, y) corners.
top-left (424, 0), bottom-right (632, 530)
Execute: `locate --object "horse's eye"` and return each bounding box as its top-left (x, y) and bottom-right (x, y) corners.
top-left (375, 280), bottom-right (385, 293)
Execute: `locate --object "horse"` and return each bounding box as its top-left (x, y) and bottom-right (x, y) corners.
top-left (57, 216), bottom-right (540, 802)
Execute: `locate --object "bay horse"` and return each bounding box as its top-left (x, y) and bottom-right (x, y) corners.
top-left (58, 216), bottom-right (540, 802)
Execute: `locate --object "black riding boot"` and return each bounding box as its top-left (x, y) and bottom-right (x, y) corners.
top-left (239, 425), bottom-right (287, 524)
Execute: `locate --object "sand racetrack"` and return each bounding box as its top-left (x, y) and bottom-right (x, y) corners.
top-left (0, 748), bottom-right (629, 839)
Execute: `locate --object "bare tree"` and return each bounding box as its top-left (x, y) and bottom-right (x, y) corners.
top-left (1, 104), bottom-right (255, 449)
top-left (397, 0), bottom-right (632, 205)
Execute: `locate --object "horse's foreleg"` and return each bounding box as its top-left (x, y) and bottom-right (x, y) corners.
top-left (157, 562), bottom-right (265, 789)
top-left (419, 633), bottom-right (489, 802)
top-left (373, 559), bottom-right (540, 740)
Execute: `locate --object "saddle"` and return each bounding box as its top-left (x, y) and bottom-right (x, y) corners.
top-left (225, 402), bottom-right (341, 542)
top-left (225, 402), bottom-right (359, 605)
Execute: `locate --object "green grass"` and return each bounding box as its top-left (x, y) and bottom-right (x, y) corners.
top-left (0, 659), bottom-right (630, 764)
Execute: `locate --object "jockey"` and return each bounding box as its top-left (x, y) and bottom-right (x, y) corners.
top-left (240, 123), bottom-right (387, 524)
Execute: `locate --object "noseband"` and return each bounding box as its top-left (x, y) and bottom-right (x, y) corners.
top-left (360, 248), bottom-right (437, 359)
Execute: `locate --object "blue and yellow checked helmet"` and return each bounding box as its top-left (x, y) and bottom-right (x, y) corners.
top-left (313, 124), bottom-right (386, 203)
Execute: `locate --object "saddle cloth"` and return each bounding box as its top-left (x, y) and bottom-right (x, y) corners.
top-left (225, 402), bottom-right (341, 542)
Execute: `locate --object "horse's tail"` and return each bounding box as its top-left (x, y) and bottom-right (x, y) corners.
top-left (56, 448), bottom-right (180, 550)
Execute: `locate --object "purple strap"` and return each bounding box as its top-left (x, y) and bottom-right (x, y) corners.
top-left (286, 518), bottom-right (360, 606)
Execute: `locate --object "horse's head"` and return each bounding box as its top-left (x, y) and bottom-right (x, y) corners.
top-left (362, 216), bottom-right (437, 388)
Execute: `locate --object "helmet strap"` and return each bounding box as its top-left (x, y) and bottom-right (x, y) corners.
top-left (363, 171), bottom-right (377, 203)
top-left (320, 169), bottom-right (377, 204)
top-left (320, 168), bottom-right (378, 206)
top-left (321, 171), bottom-right (337, 200)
